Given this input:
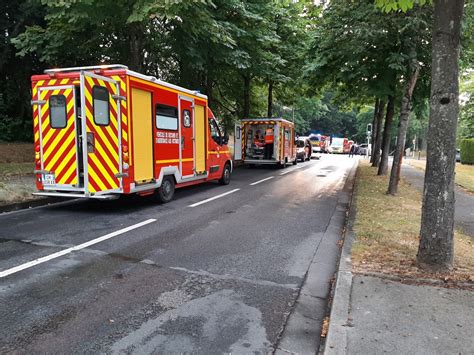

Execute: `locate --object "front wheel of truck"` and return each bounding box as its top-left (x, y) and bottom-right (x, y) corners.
top-left (219, 163), bottom-right (231, 185)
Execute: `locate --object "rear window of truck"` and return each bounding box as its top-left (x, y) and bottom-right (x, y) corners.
top-left (92, 86), bottom-right (110, 126)
top-left (49, 95), bottom-right (67, 129)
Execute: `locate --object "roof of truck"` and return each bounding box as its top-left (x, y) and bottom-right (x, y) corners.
top-left (241, 118), bottom-right (294, 126)
top-left (31, 64), bottom-right (208, 100)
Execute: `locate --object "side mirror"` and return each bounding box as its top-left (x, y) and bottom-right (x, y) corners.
top-left (221, 133), bottom-right (229, 145)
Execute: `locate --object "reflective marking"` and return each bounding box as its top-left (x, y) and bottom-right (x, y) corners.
top-left (188, 189), bottom-right (240, 207)
top-left (0, 219), bottom-right (156, 278)
top-left (250, 176), bottom-right (274, 185)
top-left (280, 166), bottom-right (302, 175)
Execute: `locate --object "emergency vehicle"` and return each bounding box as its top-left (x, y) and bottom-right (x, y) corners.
top-left (31, 64), bottom-right (232, 203)
top-left (239, 118), bottom-right (297, 167)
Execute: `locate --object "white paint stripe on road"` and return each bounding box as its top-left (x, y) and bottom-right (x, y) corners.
top-left (188, 189), bottom-right (240, 207)
top-left (249, 176), bottom-right (274, 186)
top-left (280, 166), bottom-right (302, 175)
top-left (0, 219), bottom-right (156, 279)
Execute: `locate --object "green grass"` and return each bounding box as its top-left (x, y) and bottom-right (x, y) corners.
top-left (407, 159), bottom-right (474, 193)
top-left (0, 162), bottom-right (34, 176)
top-left (352, 161), bottom-right (474, 281)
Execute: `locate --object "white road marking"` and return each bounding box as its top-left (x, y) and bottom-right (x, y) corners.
top-left (280, 166), bottom-right (302, 175)
top-left (188, 188), bottom-right (240, 207)
top-left (0, 219), bottom-right (156, 279)
top-left (249, 176), bottom-right (274, 186)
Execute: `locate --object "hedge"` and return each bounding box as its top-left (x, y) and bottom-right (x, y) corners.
top-left (460, 138), bottom-right (474, 165)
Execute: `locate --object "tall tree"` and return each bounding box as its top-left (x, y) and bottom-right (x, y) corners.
top-left (377, 95), bottom-right (395, 175)
top-left (376, 0), bottom-right (466, 271)
top-left (418, 0), bottom-right (465, 270)
top-left (372, 99), bottom-right (386, 167)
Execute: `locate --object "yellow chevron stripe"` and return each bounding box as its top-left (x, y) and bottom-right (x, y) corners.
top-left (103, 122), bottom-right (118, 150)
top-left (44, 132), bottom-right (75, 170)
top-left (93, 138), bottom-right (118, 176)
top-left (88, 167), bottom-right (107, 192)
top-left (109, 99), bottom-right (118, 132)
top-left (49, 79), bottom-right (57, 86)
top-left (90, 154), bottom-right (117, 189)
top-left (54, 147), bottom-right (76, 179)
top-left (94, 126), bottom-right (119, 165)
top-left (56, 148), bottom-right (77, 184)
top-left (85, 76), bottom-right (95, 88)
top-left (60, 79), bottom-right (69, 85)
top-left (58, 162), bottom-right (78, 185)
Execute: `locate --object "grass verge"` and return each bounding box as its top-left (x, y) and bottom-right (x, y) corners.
top-left (406, 158), bottom-right (474, 193)
top-left (352, 161), bottom-right (474, 285)
top-left (0, 162), bottom-right (34, 176)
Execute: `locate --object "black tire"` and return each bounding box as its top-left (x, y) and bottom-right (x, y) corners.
top-left (155, 176), bottom-right (175, 203)
top-left (219, 163), bottom-right (231, 185)
top-left (293, 158), bottom-right (297, 165)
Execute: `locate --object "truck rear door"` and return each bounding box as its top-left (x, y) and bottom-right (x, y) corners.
top-left (80, 72), bottom-right (122, 195)
top-left (37, 84), bottom-right (80, 190)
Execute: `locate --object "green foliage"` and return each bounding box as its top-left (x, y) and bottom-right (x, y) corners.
top-left (375, 0), bottom-right (431, 13)
top-left (306, 0), bottom-right (432, 108)
top-left (459, 71), bottom-right (474, 139)
top-left (460, 138), bottom-right (474, 164)
top-left (4, 0), bottom-right (315, 137)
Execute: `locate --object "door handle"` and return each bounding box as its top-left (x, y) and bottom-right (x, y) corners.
top-left (87, 132), bottom-right (95, 153)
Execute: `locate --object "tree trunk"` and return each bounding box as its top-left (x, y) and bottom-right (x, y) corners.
top-left (267, 81), bottom-right (273, 118)
top-left (377, 96), bottom-right (395, 175)
top-left (417, 0), bottom-right (464, 271)
top-left (372, 99), bottom-right (386, 167)
top-left (243, 75), bottom-right (251, 118)
top-left (128, 23), bottom-right (143, 72)
top-left (388, 60), bottom-right (420, 195)
top-left (370, 98), bottom-right (380, 164)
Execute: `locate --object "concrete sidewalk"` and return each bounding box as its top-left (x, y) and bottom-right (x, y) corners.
top-left (401, 160), bottom-right (474, 239)
top-left (324, 162), bottom-right (474, 355)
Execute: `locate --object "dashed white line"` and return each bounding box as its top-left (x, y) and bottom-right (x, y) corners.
top-left (249, 176), bottom-right (275, 186)
top-left (0, 219), bottom-right (157, 279)
top-left (188, 188), bottom-right (240, 207)
top-left (280, 166), bottom-right (302, 175)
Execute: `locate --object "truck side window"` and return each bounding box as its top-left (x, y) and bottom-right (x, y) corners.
top-left (209, 119), bottom-right (222, 145)
top-left (92, 86), bottom-right (110, 126)
top-left (49, 95), bottom-right (67, 129)
top-left (156, 104), bottom-right (178, 130)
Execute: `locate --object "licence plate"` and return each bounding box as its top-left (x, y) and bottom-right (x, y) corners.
top-left (42, 173), bottom-right (56, 186)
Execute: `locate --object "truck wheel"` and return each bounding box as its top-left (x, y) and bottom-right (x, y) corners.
top-left (219, 163), bottom-right (231, 185)
top-left (155, 176), bottom-right (175, 203)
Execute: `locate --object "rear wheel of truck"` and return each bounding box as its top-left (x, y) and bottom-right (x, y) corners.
top-left (154, 176), bottom-right (175, 203)
top-left (219, 163), bottom-right (231, 185)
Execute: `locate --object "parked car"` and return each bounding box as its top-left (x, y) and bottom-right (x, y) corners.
top-left (358, 143), bottom-right (371, 156)
top-left (296, 137), bottom-right (312, 162)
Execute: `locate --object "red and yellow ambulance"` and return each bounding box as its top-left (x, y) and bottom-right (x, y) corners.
top-left (240, 118), bottom-right (297, 167)
top-left (31, 65), bottom-right (232, 202)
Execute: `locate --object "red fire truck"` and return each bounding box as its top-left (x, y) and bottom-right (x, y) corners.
top-left (31, 65), bottom-right (232, 202)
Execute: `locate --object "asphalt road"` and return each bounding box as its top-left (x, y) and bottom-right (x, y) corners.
top-left (0, 154), bottom-right (356, 354)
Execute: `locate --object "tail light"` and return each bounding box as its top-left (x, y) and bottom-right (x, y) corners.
top-left (35, 145), bottom-right (40, 162)
top-left (122, 145), bottom-right (129, 168)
